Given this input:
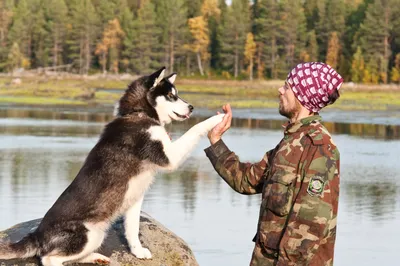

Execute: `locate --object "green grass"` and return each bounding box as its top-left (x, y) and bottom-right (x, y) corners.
top-left (0, 96), bottom-right (87, 105)
top-left (177, 84), bottom-right (278, 98)
top-left (1, 76), bottom-right (399, 111)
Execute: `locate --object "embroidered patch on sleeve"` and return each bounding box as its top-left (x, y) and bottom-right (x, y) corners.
top-left (307, 176), bottom-right (325, 197)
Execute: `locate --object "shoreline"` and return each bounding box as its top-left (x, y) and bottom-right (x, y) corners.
top-left (1, 76), bottom-right (400, 111)
top-left (1, 104), bottom-right (399, 127)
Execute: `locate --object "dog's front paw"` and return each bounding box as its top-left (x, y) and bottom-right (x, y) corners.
top-left (206, 113), bottom-right (225, 129)
top-left (132, 246), bottom-right (152, 259)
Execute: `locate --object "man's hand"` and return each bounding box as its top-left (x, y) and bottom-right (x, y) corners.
top-left (208, 104), bottom-right (232, 145)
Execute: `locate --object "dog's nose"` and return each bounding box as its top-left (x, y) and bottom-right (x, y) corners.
top-left (188, 105), bottom-right (194, 112)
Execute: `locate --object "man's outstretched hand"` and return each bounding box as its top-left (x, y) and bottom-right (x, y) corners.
top-left (208, 104), bottom-right (232, 145)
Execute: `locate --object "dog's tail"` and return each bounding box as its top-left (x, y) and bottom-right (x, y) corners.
top-left (0, 234), bottom-right (39, 260)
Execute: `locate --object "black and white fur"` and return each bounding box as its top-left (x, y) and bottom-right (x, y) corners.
top-left (0, 67), bottom-right (224, 265)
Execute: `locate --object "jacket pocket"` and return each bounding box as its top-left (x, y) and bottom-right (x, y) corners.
top-left (266, 175), bottom-right (294, 216)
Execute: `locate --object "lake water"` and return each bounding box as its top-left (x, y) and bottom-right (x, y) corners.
top-left (0, 106), bottom-right (399, 266)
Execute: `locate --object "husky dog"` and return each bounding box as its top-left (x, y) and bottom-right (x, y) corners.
top-left (0, 67), bottom-right (224, 266)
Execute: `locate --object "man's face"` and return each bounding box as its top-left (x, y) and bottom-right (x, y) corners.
top-left (278, 82), bottom-right (301, 119)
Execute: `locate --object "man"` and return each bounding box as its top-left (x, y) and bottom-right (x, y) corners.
top-left (205, 62), bottom-right (342, 266)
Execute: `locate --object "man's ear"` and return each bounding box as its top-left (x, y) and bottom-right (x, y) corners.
top-left (165, 73), bottom-right (177, 84)
top-left (148, 67), bottom-right (166, 88)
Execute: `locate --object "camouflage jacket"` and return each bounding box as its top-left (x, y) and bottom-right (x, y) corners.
top-left (205, 115), bottom-right (340, 266)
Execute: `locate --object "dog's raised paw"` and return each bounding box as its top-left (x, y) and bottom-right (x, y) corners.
top-left (207, 113), bottom-right (225, 128)
top-left (132, 246), bottom-right (152, 259)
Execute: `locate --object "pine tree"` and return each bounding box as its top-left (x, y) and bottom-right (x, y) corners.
top-left (306, 30), bottom-right (319, 62)
top-left (184, 0), bottom-right (202, 18)
top-left (130, 0), bottom-right (162, 74)
top-left (44, 0), bottom-right (68, 67)
top-left (357, 0), bottom-right (393, 83)
top-left (154, 0), bottom-right (187, 73)
top-left (67, 0), bottom-right (100, 74)
top-left (279, 0), bottom-right (307, 74)
top-left (125, 0), bottom-right (141, 11)
top-left (119, 3), bottom-right (136, 72)
top-left (208, 14), bottom-right (221, 70)
top-left (303, 0), bottom-right (319, 31)
top-left (8, 0), bottom-right (32, 62)
top-left (6, 42), bottom-right (30, 72)
top-left (343, 0), bottom-right (372, 80)
top-left (316, 0), bottom-right (345, 61)
top-left (253, 0), bottom-right (280, 79)
top-left (0, 0), bottom-right (14, 71)
top-left (28, 0), bottom-right (48, 68)
top-left (244, 32), bottom-right (256, 80)
top-left (351, 46), bottom-right (364, 83)
top-left (0, 0), bottom-right (13, 47)
top-left (203, 0), bottom-right (222, 70)
top-left (95, 0), bottom-right (117, 25)
top-left (220, 0), bottom-right (250, 78)
top-left (392, 2), bottom-right (400, 60)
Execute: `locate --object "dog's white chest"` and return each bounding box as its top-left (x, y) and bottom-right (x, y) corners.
top-left (121, 170), bottom-right (155, 212)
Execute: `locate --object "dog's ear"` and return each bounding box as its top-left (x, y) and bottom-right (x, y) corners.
top-left (166, 73), bottom-right (177, 84)
top-left (148, 67), bottom-right (166, 88)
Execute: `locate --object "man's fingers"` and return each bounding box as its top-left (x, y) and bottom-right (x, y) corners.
top-left (220, 112), bottom-right (231, 132)
top-left (223, 120), bottom-right (231, 132)
top-left (219, 119), bottom-right (229, 130)
top-left (225, 104), bottom-right (232, 114)
top-left (212, 103), bottom-right (231, 135)
top-left (225, 117), bottom-right (232, 130)
top-left (223, 104), bottom-right (229, 113)
top-left (224, 104), bottom-right (232, 129)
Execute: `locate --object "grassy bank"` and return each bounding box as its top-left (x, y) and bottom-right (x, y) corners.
top-left (0, 76), bottom-right (399, 111)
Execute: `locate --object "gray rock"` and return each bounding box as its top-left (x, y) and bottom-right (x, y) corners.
top-left (0, 212), bottom-right (199, 266)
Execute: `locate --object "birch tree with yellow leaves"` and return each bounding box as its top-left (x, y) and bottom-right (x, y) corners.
top-left (244, 32), bottom-right (256, 80)
top-left (326, 31), bottom-right (340, 69)
top-left (391, 53), bottom-right (400, 83)
top-left (186, 16), bottom-right (209, 76)
top-left (185, 0), bottom-right (221, 76)
top-left (95, 18), bottom-right (125, 73)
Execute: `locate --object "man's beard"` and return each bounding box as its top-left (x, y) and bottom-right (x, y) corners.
top-left (279, 101), bottom-right (301, 119)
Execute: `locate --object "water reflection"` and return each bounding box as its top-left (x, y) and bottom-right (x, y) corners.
top-left (1, 107), bottom-right (400, 265)
top-left (1, 107), bottom-right (399, 139)
top-left (345, 182), bottom-right (397, 220)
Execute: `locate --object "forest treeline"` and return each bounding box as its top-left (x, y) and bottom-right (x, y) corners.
top-left (1, 0), bottom-right (400, 83)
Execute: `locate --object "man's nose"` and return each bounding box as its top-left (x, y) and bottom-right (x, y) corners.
top-left (278, 86), bottom-right (285, 95)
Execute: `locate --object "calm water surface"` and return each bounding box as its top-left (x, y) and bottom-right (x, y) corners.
top-left (0, 107), bottom-right (399, 266)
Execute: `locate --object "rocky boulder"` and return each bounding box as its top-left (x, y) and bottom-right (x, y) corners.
top-left (0, 212), bottom-right (198, 266)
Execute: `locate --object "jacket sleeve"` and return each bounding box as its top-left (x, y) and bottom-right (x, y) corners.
top-left (204, 139), bottom-right (274, 195)
top-left (277, 142), bottom-right (340, 266)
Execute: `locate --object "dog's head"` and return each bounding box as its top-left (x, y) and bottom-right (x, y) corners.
top-left (116, 67), bottom-right (193, 125)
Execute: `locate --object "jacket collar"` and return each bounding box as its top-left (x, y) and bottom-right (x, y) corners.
top-left (283, 115), bottom-right (322, 134)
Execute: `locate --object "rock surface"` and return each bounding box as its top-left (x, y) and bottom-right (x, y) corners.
top-left (0, 212), bottom-right (199, 266)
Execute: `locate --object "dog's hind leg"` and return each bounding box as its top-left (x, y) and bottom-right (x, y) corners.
top-left (76, 252), bottom-right (110, 265)
top-left (41, 222), bottom-right (107, 266)
top-left (41, 256), bottom-right (64, 266)
top-left (124, 195), bottom-right (152, 259)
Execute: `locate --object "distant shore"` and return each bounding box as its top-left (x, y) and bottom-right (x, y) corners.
top-left (0, 73), bottom-right (399, 111)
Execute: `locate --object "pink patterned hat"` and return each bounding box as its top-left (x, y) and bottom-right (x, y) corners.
top-left (286, 62), bottom-right (343, 112)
